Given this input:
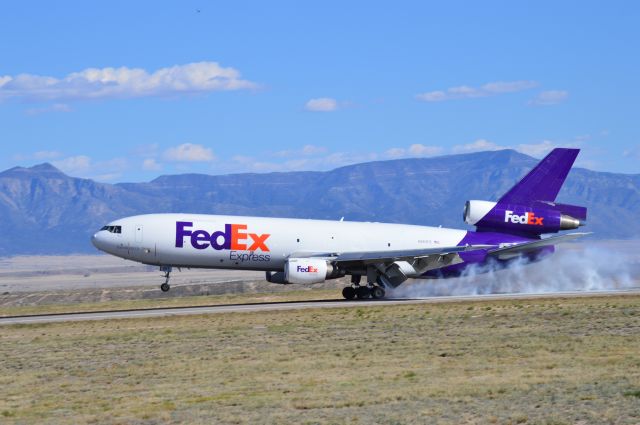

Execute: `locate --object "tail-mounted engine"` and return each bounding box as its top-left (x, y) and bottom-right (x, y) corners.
top-left (464, 200), bottom-right (586, 235)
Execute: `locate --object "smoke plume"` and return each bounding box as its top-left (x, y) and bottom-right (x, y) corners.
top-left (389, 243), bottom-right (639, 298)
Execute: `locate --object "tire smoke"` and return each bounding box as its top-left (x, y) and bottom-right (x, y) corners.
top-left (389, 243), bottom-right (639, 298)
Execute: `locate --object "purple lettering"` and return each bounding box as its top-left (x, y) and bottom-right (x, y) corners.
top-left (210, 224), bottom-right (232, 250)
top-left (176, 221), bottom-right (270, 253)
top-left (191, 230), bottom-right (211, 250)
top-left (175, 221), bottom-right (193, 247)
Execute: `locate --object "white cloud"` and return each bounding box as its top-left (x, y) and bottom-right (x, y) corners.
top-left (416, 80), bottom-right (537, 102)
top-left (52, 155), bottom-right (92, 174)
top-left (25, 103), bottom-right (72, 115)
top-left (623, 147), bottom-right (640, 159)
top-left (301, 144), bottom-right (327, 155)
top-left (93, 173), bottom-right (123, 182)
top-left (385, 148), bottom-right (406, 159)
top-left (416, 91), bottom-right (447, 102)
top-left (51, 155), bottom-right (128, 181)
top-left (230, 155), bottom-right (283, 172)
top-left (142, 158), bottom-right (163, 171)
top-left (452, 139), bottom-right (566, 158)
top-left (163, 143), bottom-right (215, 162)
top-left (452, 139), bottom-right (504, 153)
top-left (573, 134), bottom-right (591, 142)
top-left (305, 97), bottom-right (338, 112)
top-left (0, 62), bottom-right (256, 102)
top-left (274, 144), bottom-right (328, 158)
top-left (528, 90), bottom-right (569, 106)
top-left (482, 81), bottom-right (538, 93)
top-left (385, 144), bottom-right (443, 159)
top-left (232, 145), bottom-right (445, 173)
top-left (229, 150), bottom-right (380, 173)
top-left (131, 143), bottom-right (160, 159)
top-left (515, 140), bottom-right (558, 157)
top-left (409, 144), bottom-right (444, 156)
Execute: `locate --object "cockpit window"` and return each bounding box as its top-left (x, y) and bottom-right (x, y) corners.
top-left (100, 225), bottom-right (122, 234)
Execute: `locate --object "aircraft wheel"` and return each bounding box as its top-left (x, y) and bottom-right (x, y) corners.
top-left (371, 286), bottom-right (385, 299)
top-left (160, 283), bottom-right (171, 292)
top-left (356, 286), bottom-right (371, 299)
top-left (342, 286), bottom-right (356, 300)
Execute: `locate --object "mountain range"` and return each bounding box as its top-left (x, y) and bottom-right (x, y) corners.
top-left (0, 149), bottom-right (638, 255)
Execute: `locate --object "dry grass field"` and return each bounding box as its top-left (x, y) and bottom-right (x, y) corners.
top-left (1, 294), bottom-right (639, 424)
top-left (0, 288), bottom-right (341, 317)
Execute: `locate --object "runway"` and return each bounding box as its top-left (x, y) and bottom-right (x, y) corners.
top-left (2, 289), bottom-right (639, 325)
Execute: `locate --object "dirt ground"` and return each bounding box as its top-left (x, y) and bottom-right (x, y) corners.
top-left (0, 255), bottom-right (266, 292)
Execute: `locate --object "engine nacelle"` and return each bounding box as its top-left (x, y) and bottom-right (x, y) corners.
top-left (463, 200), bottom-right (498, 225)
top-left (265, 258), bottom-right (344, 284)
top-left (464, 200), bottom-right (582, 234)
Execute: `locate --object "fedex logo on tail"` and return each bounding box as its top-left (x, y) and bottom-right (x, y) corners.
top-left (297, 265), bottom-right (318, 273)
top-left (504, 210), bottom-right (544, 226)
top-left (175, 221), bottom-right (270, 251)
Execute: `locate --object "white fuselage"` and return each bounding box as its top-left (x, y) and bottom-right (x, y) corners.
top-left (92, 213), bottom-right (467, 271)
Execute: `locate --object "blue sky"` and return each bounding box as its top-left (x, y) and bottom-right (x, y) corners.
top-left (1, 1), bottom-right (638, 181)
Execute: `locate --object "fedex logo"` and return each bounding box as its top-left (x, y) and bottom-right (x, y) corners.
top-left (175, 221), bottom-right (270, 251)
top-left (297, 265), bottom-right (318, 273)
top-left (504, 210), bottom-right (544, 226)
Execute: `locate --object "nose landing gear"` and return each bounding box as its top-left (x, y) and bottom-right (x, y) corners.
top-left (160, 266), bottom-right (172, 292)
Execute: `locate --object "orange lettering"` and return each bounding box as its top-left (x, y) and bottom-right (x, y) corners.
top-left (231, 224), bottom-right (247, 250)
top-left (248, 233), bottom-right (270, 251)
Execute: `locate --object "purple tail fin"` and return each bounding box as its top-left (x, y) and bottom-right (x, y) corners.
top-left (466, 148), bottom-right (587, 236)
top-left (498, 148), bottom-right (579, 204)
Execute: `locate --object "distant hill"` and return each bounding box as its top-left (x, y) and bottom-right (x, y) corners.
top-left (0, 150), bottom-right (638, 255)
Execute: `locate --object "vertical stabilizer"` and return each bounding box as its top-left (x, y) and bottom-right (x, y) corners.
top-left (498, 148), bottom-right (579, 204)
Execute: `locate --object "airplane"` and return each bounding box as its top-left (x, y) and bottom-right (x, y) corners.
top-left (91, 148), bottom-right (589, 299)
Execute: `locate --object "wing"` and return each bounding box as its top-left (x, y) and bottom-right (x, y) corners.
top-left (292, 244), bottom-right (495, 288)
top-left (333, 245), bottom-right (494, 264)
top-left (488, 232), bottom-right (591, 260)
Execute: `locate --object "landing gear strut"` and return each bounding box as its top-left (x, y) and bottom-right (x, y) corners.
top-left (160, 266), bottom-right (172, 292)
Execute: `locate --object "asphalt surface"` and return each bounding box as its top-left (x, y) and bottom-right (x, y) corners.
top-left (2, 289), bottom-right (639, 325)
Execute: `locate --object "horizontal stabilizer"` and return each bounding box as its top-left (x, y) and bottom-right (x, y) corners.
top-left (488, 232), bottom-right (591, 260)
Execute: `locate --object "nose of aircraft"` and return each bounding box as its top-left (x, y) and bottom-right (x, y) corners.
top-left (91, 232), bottom-right (104, 251)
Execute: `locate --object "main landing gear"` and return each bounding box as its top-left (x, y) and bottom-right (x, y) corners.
top-left (160, 266), bottom-right (172, 292)
top-left (342, 275), bottom-right (386, 300)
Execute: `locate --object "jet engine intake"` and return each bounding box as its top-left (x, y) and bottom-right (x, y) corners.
top-left (280, 258), bottom-right (343, 284)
